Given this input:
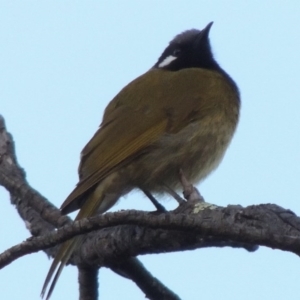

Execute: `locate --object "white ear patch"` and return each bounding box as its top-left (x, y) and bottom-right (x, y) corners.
top-left (158, 55), bottom-right (177, 68)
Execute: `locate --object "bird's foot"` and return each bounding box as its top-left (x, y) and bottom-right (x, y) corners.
top-left (179, 169), bottom-right (205, 203)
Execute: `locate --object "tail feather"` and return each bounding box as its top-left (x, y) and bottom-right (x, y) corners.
top-left (41, 238), bottom-right (79, 300)
top-left (41, 193), bottom-right (102, 299)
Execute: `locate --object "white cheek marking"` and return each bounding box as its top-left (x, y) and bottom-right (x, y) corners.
top-left (158, 55), bottom-right (177, 68)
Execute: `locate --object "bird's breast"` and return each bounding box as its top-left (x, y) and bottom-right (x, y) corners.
top-left (130, 101), bottom-right (239, 191)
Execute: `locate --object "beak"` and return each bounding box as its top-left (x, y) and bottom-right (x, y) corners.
top-left (197, 22), bottom-right (213, 41)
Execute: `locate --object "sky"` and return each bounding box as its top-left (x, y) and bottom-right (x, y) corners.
top-left (1, 1), bottom-right (300, 299)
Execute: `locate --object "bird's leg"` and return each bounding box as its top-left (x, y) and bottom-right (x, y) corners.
top-left (179, 169), bottom-right (204, 202)
top-left (162, 183), bottom-right (186, 205)
top-left (142, 189), bottom-right (167, 212)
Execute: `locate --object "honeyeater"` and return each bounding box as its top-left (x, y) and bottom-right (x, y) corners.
top-left (41, 22), bottom-right (240, 299)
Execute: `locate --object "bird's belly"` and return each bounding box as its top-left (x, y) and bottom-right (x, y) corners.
top-left (131, 115), bottom-right (236, 192)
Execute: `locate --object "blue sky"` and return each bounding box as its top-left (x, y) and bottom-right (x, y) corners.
top-left (1, 1), bottom-right (300, 299)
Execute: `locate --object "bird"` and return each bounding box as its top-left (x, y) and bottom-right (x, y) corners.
top-left (41, 22), bottom-right (240, 299)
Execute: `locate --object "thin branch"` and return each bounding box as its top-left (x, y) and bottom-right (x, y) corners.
top-left (109, 258), bottom-right (181, 300)
top-left (0, 115), bottom-right (70, 230)
top-left (78, 266), bottom-right (99, 300)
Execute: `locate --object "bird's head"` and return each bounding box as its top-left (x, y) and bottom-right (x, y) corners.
top-left (153, 22), bottom-right (219, 71)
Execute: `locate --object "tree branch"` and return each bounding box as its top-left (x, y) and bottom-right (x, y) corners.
top-left (0, 115), bottom-right (70, 229)
top-left (109, 258), bottom-right (181, 300)
top-left (78, 266), bottom-right (99, 300)
top-left (2, 202), bottom-right (300, 270)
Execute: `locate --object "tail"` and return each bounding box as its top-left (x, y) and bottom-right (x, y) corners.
top-left (41, 193), bottom-right (102, 300)
top-left (41, 171), bottom-right (125, 299)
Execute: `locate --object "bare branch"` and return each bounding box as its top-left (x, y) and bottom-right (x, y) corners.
top-left (109, 258), bottom-right (181, 300)
top-left (78, 266), bottom-right (98, 300)
top-left (2, 202), bottom-right (300, 270)
top-left (0, 115), bottom-right (70, 230)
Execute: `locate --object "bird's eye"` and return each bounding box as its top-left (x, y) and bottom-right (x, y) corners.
top-left (172, 49), bottom-right (181, 57)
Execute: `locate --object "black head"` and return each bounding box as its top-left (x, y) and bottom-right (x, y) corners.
top-left (153, 22), bottom-right (219, 71)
